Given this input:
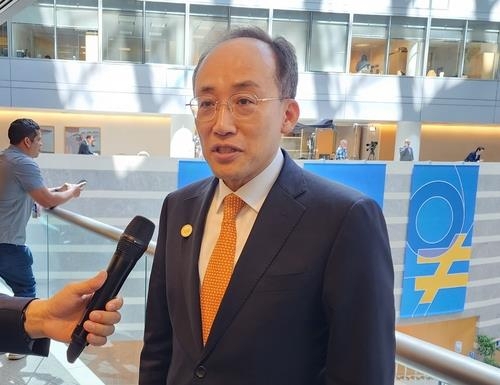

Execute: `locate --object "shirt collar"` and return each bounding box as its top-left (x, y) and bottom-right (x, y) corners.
top-left (214, 149), bottom-right (284, 213)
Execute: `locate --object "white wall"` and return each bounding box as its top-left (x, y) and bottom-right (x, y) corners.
top-left (0, 109), bottom-right (174, 156)
top-left (4, 57), bottom-right (500, 125)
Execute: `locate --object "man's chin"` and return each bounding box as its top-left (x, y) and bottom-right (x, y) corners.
top-left (210, 164), bottom-right (240, 180)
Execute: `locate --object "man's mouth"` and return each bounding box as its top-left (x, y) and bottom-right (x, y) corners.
top-left (213, 145), bottom-right (239, 154)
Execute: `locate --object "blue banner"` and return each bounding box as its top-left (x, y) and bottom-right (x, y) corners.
top-left (178, 160), bottom-right (387, 208)
top-left (400, 164), bottom-right (479, 318)
top-left (178, 160), bottom-right (212, 188)
top-left (303, 162), bottom-right (386, 208)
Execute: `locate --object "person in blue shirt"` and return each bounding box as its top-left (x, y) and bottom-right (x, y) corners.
top-left (335, 139), bottom-right (348, 160)
top-left (0, 118), bottom-right (84, 300)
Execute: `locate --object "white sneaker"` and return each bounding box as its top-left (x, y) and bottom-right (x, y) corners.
top-left (6, 353), bottom-right (27, 360)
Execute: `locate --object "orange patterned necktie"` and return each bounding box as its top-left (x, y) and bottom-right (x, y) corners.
top-left (200, 193), bottom-right (245, 345)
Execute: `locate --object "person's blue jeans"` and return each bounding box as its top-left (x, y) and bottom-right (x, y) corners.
top-left (0, 243), bottom-right (36, 297)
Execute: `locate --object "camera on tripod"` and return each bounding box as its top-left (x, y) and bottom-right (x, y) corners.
top-left (366, 141), bottom-right (378, 160)
top-left (366, 141), bottom-right (378, 151)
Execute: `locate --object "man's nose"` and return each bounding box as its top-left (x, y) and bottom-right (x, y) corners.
top-left (213, 103), bottom-right (235, 134)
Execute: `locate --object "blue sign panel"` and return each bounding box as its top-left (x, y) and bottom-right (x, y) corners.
top-left (400, 164), bottom-right (479, 318)
top-left (178, 160), bottom-right (212, 188)
top-left (303, 162), bottom-right (386, 208)
top-left (179, 160), bottom-right (387, 206)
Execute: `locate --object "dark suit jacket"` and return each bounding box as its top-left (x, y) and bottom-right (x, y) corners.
top-left (464, 151), bottom-right (480, 162)
top-left (139, 150), bottom-right (395, 385)
top-left (399, 146), bottom-right (414, 161)
top-left (0, 294), bottom-right (50, 355)
top-left (78, 141), bottom-right (93, 155)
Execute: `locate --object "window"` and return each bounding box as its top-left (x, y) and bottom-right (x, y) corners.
top-left (145, 2), bottom-right (185, 65)
top-left (65, 126), bottom-right (100, 154)
top-left (310, 12), bottom-right (349, 72)
top-left (189, 5), bottom-right (229, 66)
top-left (272, 10), bottom-right (308, 72)
top-left (351, 15), bottom-right (389, 74)
top-left (56, 0), bottom-right (98, 61)
top-left (388, 16), bottom-right (426, 76)
top-left (11, 0), bottom-right (55, 59)
top-left (230, 7), bottom-right (268, 31)
top-left (102, 0), bottom-right (143, 63)
top-left (0, 22), bottom-right (7, 56)
top-left (463, 21), bottom-right (500, 79)
top-left (427, 19), bottom-right (465, 77)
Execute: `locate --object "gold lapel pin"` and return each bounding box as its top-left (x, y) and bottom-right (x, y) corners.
top-left (181, 224), bottom-right (193, 238)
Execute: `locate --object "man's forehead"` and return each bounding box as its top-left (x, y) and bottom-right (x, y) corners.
top-left (195, 39), bottom-right (276, 88)
top-left (202, 37), bottom-right (273, 66)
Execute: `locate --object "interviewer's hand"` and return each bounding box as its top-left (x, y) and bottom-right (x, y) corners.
top-left (24, 271), bottom-right (122, 346)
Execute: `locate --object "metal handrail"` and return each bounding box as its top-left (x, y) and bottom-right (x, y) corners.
top-left (396, 331), bottom-right (500, 385)
top-left (44, 206), bottom-right (156, 256)
top-left (44, 207), bottom-right (500, 385)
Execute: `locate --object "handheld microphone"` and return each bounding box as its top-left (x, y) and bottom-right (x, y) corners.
top-left (66, 215), bottom-right (155, 363)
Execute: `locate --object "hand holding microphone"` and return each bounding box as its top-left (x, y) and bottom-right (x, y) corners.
top-left (66, 215), bottom-right (155, 363)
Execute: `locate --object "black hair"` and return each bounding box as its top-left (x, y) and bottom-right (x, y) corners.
top-left (192, 26), bottom-right (298, 99)
top-left (8, 118), bottom-right (40, 145)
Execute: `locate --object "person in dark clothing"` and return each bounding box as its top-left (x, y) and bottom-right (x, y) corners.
top-left (356, 54), bottom-right (371, 73)
top-left (464, 146), bottom-right (485, 162)
top-left (399, 139), bottom-right (414, 161)
top-left (139, 26), bottom-right (395, 385)
top-left (78, 135), bottom-right (95, 155)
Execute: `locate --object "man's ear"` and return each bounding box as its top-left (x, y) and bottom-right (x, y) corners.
top-left (281, 99), bottom-right (300, 135)
top-left (23, 137), bottom-right (31, 148)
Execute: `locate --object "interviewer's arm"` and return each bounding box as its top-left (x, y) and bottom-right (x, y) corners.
top-left (0, 272), bottom-right (123, 356)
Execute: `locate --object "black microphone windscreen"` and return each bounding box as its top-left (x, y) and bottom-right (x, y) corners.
top-left (124, 215), bottom-right (155, 246)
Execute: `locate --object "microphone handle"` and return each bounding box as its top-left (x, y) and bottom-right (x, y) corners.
top-left (66, 244), bottom-right (143, 363)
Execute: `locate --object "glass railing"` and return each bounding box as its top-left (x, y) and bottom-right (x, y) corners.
top-left (14, 209), bottom-right (153, 384)
top-left (3, 207), bottom-right (498, 385)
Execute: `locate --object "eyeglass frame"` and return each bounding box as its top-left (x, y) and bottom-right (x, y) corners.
top-left (185, 93), bottom-right (285, 122)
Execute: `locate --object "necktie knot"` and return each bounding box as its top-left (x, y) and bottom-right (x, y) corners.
top-left (223, 193), bottom-right (245, 220)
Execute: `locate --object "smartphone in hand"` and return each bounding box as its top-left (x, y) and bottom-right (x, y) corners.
top-left (76, 179), bottom-right (87, 189)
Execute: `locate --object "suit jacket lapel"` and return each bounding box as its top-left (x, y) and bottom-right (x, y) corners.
top-left (202, 152), bottom-right (307, 355)
top-left (175, 178), bottom-right (218, 358)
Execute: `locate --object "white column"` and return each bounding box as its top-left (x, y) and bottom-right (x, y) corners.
top-left (170, 114), bottom-right (197, 158)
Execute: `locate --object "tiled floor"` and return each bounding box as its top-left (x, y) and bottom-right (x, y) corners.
top-left (0, 339), bottom-right (141, 385)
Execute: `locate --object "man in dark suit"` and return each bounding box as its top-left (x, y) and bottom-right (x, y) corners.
top-left (399, 138), bottom-right (414, 161)
top-left (139, 27), bottom-right (395, 385)
top-left (1, 271), bottom-right (122, 356)
top-left (464, 146), bottom-right (485, 162)
top-left (78, 135), bottom-right (95, 155)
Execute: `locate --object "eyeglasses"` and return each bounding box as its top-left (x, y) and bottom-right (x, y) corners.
top-left (186, 93), bottom-right (283, 122)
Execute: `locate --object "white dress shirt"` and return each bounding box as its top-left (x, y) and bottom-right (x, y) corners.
top-left (198, 150), bottom-right (284, 282)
